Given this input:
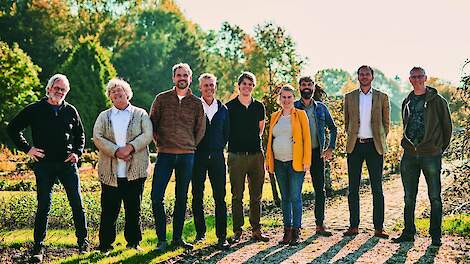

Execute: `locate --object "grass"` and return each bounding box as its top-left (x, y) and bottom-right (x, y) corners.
top-left (393, 214), bottom-right (470, 237)
top-left (0, 215), bottom-right (283, 263)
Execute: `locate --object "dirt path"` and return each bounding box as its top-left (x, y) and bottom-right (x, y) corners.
top-left (174, 162), bottom-right (469, 263)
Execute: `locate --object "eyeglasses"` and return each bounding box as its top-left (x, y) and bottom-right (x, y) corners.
top-left (281, 95), bottom-right (293, 99)
top-left (410, 75), bottom-right (425, 80)
top-left (51, 86), bottom-right (69, 93)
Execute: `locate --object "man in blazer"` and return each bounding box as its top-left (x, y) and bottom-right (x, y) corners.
top-left (343, 65), bottom-right (390, 238)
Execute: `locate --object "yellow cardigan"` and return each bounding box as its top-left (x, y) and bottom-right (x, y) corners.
top-left (265, 108), bottom-right (312, 173)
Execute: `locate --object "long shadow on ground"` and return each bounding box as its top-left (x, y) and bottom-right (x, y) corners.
top-left (243, 234), bottom-right (319, 264)
top-left (384, 242), bottom-right (414, 264)
top-left (309, 236), bottom-right (354, 263)
top-left (415, 244), bottom-right (440, 264)
top-left (332, 236), bottom-right (380, 263)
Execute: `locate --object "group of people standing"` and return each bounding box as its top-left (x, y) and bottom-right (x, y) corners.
top-left (7, 63), bottom-right (452, 262)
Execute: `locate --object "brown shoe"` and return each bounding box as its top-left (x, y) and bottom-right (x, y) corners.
top-left (290, 228), bottom-right (300, 245)
top-left (316, 225), bottom-right (333, 237)
top-left (279, 227), bottom-right (292, 244)
top-left (374, 229), bottom-right (389, 239)
top-left (252, 230), bottom-right (269, 242)
top-left (343, 227), bottom-right (359, 236)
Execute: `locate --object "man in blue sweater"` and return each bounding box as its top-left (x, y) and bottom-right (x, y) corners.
top-left (191, 73), bottom-right (230, 249)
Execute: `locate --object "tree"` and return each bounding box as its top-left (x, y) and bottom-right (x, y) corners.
top-left (0, 41), bottom-right (42, 145)
top-left (315, 68), bottom-right (351, 96)
top-left (60, 37), bottom-right (116, 147)
top-left (0, 0), bottom-right (76, 82)
top-left (112, 6), bottom-right (206, 109)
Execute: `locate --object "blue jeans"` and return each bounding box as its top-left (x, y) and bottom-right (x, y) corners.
top-left (151, 153), bottom-right (194, 242)
top-left (33, 162), bottom-right (88, 247)
top-left (274, 160), bottom-right (305, 228)
top-left (400, 152), bottom-right (442, 239)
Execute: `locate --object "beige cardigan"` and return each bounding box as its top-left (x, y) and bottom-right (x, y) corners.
top-left (93, 106), bottom-right (153, 187)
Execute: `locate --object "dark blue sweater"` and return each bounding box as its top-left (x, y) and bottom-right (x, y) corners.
top-left (196, 100), bottom-right (230, 153)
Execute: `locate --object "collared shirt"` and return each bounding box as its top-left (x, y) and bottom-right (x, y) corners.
top-left (200, 97), bottom-right (218, 123)
top-left (299, 100), bottom-right (319, 148)
top-left (358, 88), bottom-right (373, 139)
top-left (110, 104), bottom-right (133, 178)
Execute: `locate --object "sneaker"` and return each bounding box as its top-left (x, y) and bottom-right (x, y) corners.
top-left (316, 225), bottom-right (333, 237)
top-left (374, 229), bottom-right (390, 239)
top-left (252, 230), bottom-right (269, 242)
top-left (30, 245), bottom-right (44, 263)
top-left (98, 245), bottom-right (114, 255)
top-left (391, 233), bottom-right (415, 243)
top-left (217, 239), bottom-right (230, 250)
top-left (172, 239), bottom-right (193, 250)
top-left (155, 241), bottom-right (168, 253)
top-left (343, 227), bottom-right (359, 236)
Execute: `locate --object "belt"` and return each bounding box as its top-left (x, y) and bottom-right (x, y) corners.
top-left (231, 151), bottom-right (260, 155)
top-left (357, 138), bottom-right (374, 143)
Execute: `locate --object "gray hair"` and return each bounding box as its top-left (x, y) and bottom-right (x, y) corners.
top-left (410, 66), bottom-right (426, 75)
top-left (198, 73), bottom-right (217, 83)
top-left (46, 74), bottom-right (70, 96)
top-left (172, 63), bottom-right (192, 77)
top-left (106, 78), bottom-right (133, 100)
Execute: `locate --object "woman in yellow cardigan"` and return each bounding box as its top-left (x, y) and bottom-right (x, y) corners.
top-left (266, 84), bottom-right (311, 245)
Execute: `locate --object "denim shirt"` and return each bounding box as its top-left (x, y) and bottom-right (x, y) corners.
top-left (294, 99), bottom-right (337, 150)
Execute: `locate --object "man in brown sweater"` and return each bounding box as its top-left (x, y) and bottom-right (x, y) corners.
top-left (149, 63), bottom-right (206, 252)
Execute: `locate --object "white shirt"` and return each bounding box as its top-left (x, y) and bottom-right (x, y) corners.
top-left (358, 88), bottom-right (373, 139)
top-left (201, 97), bottom-right (218, 123)
top-left (110, 104), bottom-right (133, 178)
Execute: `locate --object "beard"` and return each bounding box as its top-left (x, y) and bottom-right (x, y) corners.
top-left (300, 89), bottom-right (313, 99)
top-left (176, 80), bottom-right (189, 89)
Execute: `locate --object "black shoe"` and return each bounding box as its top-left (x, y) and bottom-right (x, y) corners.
top-left (229, 231), bottom-right (242, 244)
top-left (126, 244), bottom-right (144, 251)
top-left (431, 237), bottom-right (442, 247)
top-left (30, 245), bottom-right (44, 263)
top-left (78, 241), bottom-right (90, 254)
top-left (98, 245), bottom-right (114, 254)
top-left (325, 188), bottom-right (333, 197)
top-left (217, 239), bottom-right (230, 250)
top-left (155, 241), bottom-right (168, 253)
top-left (172, 239), bottom-right (193, 250)
top-left (194, 234), bottom-right (206, 243)
top-left (391, 233), bottom-right (415, 243)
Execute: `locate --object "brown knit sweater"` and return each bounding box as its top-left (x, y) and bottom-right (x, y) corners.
top-left (93, 106), bottom-right (153, 187)
top-left (149, 88), bottom-right (206, 154)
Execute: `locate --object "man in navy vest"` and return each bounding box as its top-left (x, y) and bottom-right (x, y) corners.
top-left (191, 73), bottom-right (230, 249)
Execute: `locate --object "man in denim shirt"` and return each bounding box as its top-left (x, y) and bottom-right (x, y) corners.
top-left (294, 76), bottom-right (337, 236)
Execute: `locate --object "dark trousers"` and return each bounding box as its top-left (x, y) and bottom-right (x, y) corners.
top-left (33, 162), bottom-right (88, 247)
top-left (310, 147), bottom-right (326, 226)
top-left (99, 178), bottom-right (145, 248)
top-left (151, 153), bottom-right (194, 242)
top-left (228, 152), bottom-right (265, 233)
top-left (400, 152), bottom-right (442, 239)
top-left (191, 151), bottom-right (227, 240)
top-left (346, 142), bottom-right (385, 230)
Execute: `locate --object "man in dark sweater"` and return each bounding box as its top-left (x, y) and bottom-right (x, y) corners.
top-left (191, 73), bottom-right (230, 249)
top-left (392, 67), bottom-right (452, 247)
top-left (7, 74), bottom-right (88, 262)
top-left (149, 63), bottom-right (206, 252)
top-left (227, 72), bottom-right (269, 243)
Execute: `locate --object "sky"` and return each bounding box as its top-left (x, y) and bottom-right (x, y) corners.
top-left (176, 0), bottom-right (470, 85)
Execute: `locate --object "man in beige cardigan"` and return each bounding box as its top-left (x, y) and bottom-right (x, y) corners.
top-left (93, 78), bottom-right (153, 253)
top-left (343, 65), bottom-right (390, 238)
